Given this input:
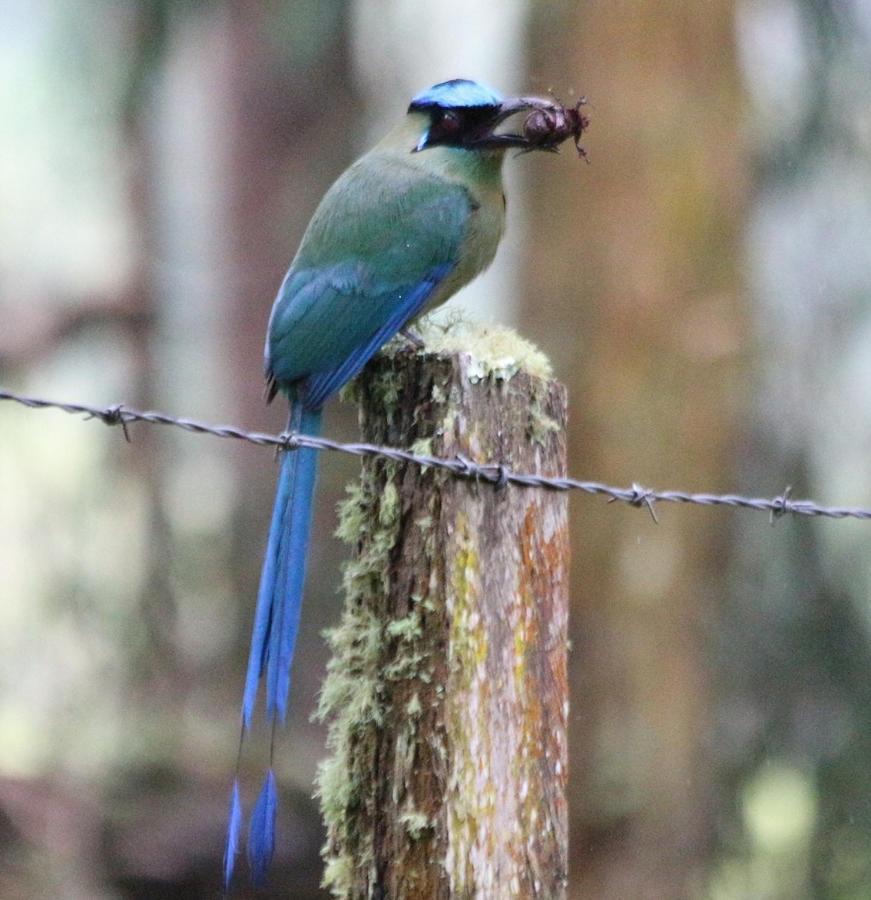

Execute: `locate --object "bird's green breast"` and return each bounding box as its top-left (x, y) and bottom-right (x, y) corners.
top-left (367, 115), bottom-right (507, 309)
top-left (422, 147), bottom-right (506, 311)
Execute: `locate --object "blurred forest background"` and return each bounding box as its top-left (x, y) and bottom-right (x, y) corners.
top-left (1, 1), bottom-right (871, 898)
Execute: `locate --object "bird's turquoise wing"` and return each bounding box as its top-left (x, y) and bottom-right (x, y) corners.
top-left (265, 161), bottom-right (472, 399)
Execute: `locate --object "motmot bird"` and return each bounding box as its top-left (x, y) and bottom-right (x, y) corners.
top-left (224, 78), bottom-right (553, 888)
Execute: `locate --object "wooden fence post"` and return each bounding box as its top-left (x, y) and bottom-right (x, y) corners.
top-left (315, 327), bottom-right (569, 899)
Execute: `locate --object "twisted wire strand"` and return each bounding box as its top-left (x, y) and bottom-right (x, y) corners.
top-left (2, 387), bottom-right (870, 522)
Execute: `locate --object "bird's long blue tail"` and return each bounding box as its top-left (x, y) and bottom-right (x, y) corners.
top-left (224, 403), bottom-right (321, 889)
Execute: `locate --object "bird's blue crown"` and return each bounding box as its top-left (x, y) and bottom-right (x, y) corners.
top-left (409, 78), bottom-right (503, 112)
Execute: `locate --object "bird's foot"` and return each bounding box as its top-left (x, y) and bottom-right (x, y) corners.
top-left (399, 327), bottom-right (426, 349)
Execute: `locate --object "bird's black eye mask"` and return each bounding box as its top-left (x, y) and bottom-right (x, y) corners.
top-left (424, 107), bottom-right (494, 148)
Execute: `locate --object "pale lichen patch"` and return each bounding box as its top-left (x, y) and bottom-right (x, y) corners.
top-left (321, 855), bottom-right (353, 898)
top-left (415, 315), bottom-right (553, 381)
top-left (443, 509), bottom-right (503, 895)
top-left (406, 692), bottom-right (422, 718)
top-left (400, 810), bottom-right (431, 840)
top-left (386, 609), bottom-right (423, 642)
top-left (409, 435), bottom-right (435, 458)
top-left (523, 379), bottom-right (562, 449)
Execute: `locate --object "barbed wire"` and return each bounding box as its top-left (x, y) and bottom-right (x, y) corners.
top-left (2, 387), bottom-right (870, 523)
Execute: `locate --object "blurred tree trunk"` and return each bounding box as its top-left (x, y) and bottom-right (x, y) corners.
top-left (201, 1), bottom-right (355, 707)
top-left (524, 2), bottom-right (746, 897)
top-left (116, 5), bottom-right (353, 891)
top-left (121, 4), bottom-right (180, 697)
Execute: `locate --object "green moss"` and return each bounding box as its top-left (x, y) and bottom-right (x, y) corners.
top-left (400, 810), bottom-right (431, 840)
top-left (337, 380), bottom-right (360, 405)
top-left (383, 651), bottom-right (428, 681)
top-left (528, 383), bottom-right (561, 447)
top-left (321, 856), bottom-right (353, 897)
top-left (383, 605), bottom-right (432, 680)
top-left (333, 480), bottom-right (365, 544)
top-left (430, 380), bottom-right (448, 405)
top-left (315, 604), bottom-right (383, 729)
top-left (409, 436), bottom-right (435, 457)
top-left (386, 610), bottom-right (423, 641)
top-left (317, 445), bottom-right (436, 895)
top-left (378, 481), bottom-right (400, 528)
top-left (313, 590), bottom-right (384, 897)
top-left (316, 461), bottom-right (399, 896)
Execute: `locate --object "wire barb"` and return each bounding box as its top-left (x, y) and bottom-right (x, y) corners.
top-left (2, 386), bottom-right (871, 522)
top-left (770, 485), bottom-right (793, 525)
top-left (91, 403), bottom-right (131, 442)
top-left (628, 483), bottom-right (659, 523)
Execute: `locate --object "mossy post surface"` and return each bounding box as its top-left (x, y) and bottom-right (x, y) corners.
top-left (316, 325), bottom-right (569, 899)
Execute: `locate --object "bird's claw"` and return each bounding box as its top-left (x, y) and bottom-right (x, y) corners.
top-left (399, 327), bottom-right (426, 349)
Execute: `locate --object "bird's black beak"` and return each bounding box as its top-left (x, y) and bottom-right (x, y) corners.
top-left (467, 96), bottom-right (553, 150)
top-left (413, 95), bottom-right (588, 155)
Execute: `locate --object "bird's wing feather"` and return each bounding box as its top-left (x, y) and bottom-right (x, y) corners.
top-left (302, 263), bottom-right (451, 408)
top-left (265, 160), bottom-right (471, 397)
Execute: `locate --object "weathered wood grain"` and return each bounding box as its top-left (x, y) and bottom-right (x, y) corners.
top-left (316, 342), bottom-right (569, 899)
